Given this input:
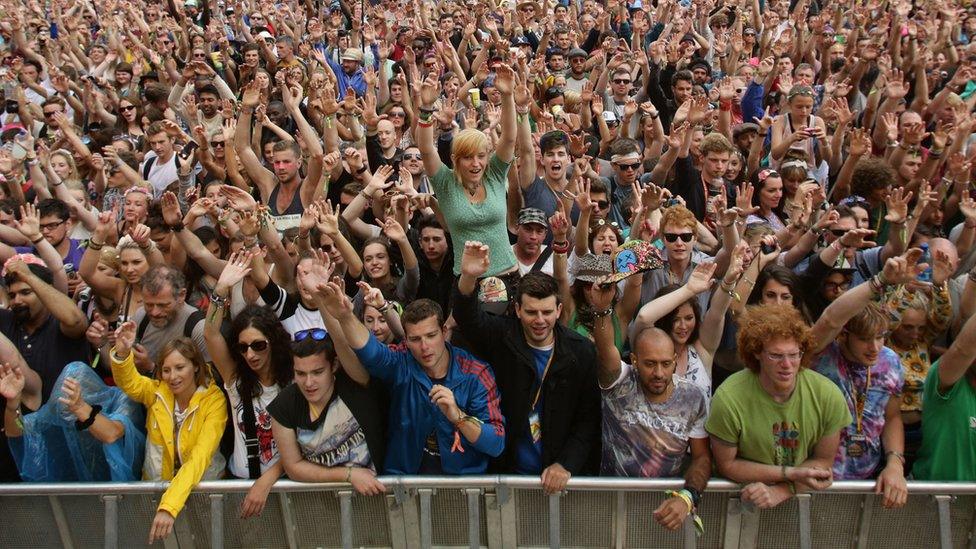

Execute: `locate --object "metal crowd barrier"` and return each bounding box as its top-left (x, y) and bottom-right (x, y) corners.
top-left (1, 477), bottom-right (974, 548)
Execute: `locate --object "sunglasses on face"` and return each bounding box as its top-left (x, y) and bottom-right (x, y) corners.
top-left (236, 340), bottom-right (269, 354)
top-left (402, 153), bottom-right (422, 160)
top-left (212, 141), bottom-right (225, 147)
top-left (294, 328), bottom-right (327, 342)
top-left (616, 162), bottom-right (640, 171)
top-left (830, 229), bottom-right (847, 238)
top-left (612, 79), bottom-right (632, 85)
top-left (119, 105), bottom-right (136, 112)
top-left (389, 111), bottom-right (406, 118)
top-left (595, 200), bottom-right (609, 209)
top-left (663, 232), bottom-right (694, 243)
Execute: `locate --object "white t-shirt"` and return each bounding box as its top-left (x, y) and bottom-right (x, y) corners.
top-left (225, 380), bottom-right (282, 478)
top-left (513, 245), bottom-right (554, 276)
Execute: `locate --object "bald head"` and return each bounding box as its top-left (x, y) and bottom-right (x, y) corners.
top-left (631, 327), bottom-right (676, 362)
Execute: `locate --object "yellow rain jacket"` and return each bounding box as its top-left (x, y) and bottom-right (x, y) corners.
top-left (111, 351), bottom-right (227, 517)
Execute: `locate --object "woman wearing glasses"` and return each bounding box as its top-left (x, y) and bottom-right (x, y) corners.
top-left (632, 243), bottom-right (748, 395)
top-left (206, 252), bottom-right (294, 519)
top-left (109, 323), bottom-right (227, 544)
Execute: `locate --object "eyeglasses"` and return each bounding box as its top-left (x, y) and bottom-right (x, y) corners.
top-left (294, 328), bottom-right (327, 342)
top-left (612, 79), bottom-right (632, 85)
top-left (823, 281), bottom-right (850, 292)
top-left (40, 220), bottom-right (65, 231)
top-left (663, 232), bottom-right (694, 243)
top-left (236, 340), bottom-right (270, 354)
top-left (595, 200), bottom-right (609, 209)
top-left (119, 105), bottom-right (136, 112)
top-left (616, 162), bottom-right (640, 171)
top-left (389, 111), bottom-right (406, 118)
top-left (764, 351), bottom-right (803, 363)
top-left (402, 153), bottom-right (422, 160)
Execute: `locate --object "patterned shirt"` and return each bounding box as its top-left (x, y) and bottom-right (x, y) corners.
top-left (600, 362), bottom-right (709, 477)
top-left (883, 284), bottom-right (952, 413)
top-left (813, 342), bottom-right (904, 479)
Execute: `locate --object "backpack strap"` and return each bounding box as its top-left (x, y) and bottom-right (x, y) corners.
top-left (141, 156), bottom-right (156, 180)
top-left (182, 309), bottom-right (205, 338)
top-left (530, 246), bottom-right (553, 272)
top-left (239, 388), bottom-right (263, 479)
top-left (135, 314), bottom-right (152, 341)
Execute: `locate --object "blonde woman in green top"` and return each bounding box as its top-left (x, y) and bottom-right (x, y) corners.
top-left (415, 64), bottom-right (519, 278)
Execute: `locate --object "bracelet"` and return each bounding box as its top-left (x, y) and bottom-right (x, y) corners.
top-left (721, 220), bottom-right (737, 228)
top-left (297, 231), bottom-right (310, 241)
top-left (376, 301), bottom-right (392, 313)
top-left (885, 451), bottom-right (906, 466)
top-left (75, 404), bottom-right (102, 431)
top-left (418, 119), bottom-right (434, 128)
top-left (30, 235), bottom-right (44, 244)
top-left (168, 221), bottom-right (185, 232)
top-left (592, 307), bottom-right (614, 319)
top-left (968, 270), bottom-right (976, 284)
top-left (209, 292), bottom-right (229, 307)
top-left (550, 240), bottom-right (570, 254)
top-left (781, 464), bottom-right (789, 481)
top-left (344, 465), bottom-right (353, 483)
top-left (87, 238), bottom-right (104, 251)
top-left (355, 165), bottom-right (368, 174)
top-left (928, 148), bottom-right (944, 158)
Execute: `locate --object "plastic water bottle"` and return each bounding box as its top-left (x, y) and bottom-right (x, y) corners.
top-left (917, 243), bottom-right (933, 283)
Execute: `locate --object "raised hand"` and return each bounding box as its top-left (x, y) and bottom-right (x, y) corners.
top-left (686, 262), bottom-right (718, 294)
top-left (881, 248), bottom-right (927, 286)
top-left (883, 187), bottom-right (912, 223)
top-left (113, 321), bottom-right (137, 358)
top-left (220, 184), bottom-right (258, 211)
top-left (0, 363), bottom-right (25, 401)
top-left (14, 203), bottom-right (42, 243)
top-left (357, 281), bottom-right (387, 310)
top-left (160, 191), bottom-right (183, 226)
top-left (460, 241), bottom-right (490, 279)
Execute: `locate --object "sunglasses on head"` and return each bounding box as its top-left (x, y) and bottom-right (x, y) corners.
top-left (294, 328), bottom-right (327, 342)
top-left (663, 232), bottom-right (694, 243)
top-left (236, 340), bottom-right (269, 354)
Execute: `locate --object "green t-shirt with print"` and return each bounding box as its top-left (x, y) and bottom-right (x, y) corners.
top-left (913, 361), bottom-right (976, 481)
top-left (706, 369), bottom-right (851, 466)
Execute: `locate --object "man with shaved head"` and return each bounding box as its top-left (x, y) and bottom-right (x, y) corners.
top-left (592, 284), bottom-right (711, 532)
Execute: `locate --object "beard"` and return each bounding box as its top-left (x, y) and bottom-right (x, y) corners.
top-left (11, 306), bottom-right (31, 323)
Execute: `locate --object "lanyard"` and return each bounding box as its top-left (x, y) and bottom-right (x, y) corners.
top-left (530, 348), bottom-right (556, 410)
top-left (851, 365), bottom-right (873, 434)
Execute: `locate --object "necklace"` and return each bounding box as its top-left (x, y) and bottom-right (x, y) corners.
top-left (463, 182), bottom-right (480, 197)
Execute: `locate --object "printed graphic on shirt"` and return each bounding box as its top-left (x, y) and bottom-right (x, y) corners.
top-left (772, 421), bottom-right (800, 466)
top-left (297, 398), bottom-right (372, 470)
top-left (235, 401), bottom-right (277, 464)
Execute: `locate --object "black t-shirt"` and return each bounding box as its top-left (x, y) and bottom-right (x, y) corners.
top-left (267, 370), bottom-right (387, 471)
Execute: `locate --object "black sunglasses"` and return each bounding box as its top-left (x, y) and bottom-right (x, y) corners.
top-left (663, 232), bottom-right (694, 243)
top-left (294, 328), bottom-right (327, 342)
top-left (612, 79), bottom-right (632, 85)
top-left (616, 162), bottom-right (640, 171)
top-left (236, 340), bottom-right (269, 354)
top-left (595, 200), bottom-right (609, 209)
top-left (402, 153), bottom-right (422, 160)
top-left (830, 229), bottom-right (847, 238)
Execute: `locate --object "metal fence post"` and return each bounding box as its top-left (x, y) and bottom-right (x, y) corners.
top-left (465, 488), bottom-right (482, 549)
top-left (548, 492), bottom-right (561, 549)
top-left (338, 490), bottom-right (354, 549)
top-left (417, 488), bottom-right (433, 549)
top-left (796, 493), bottom-right (811, 549)
top-left (209, 493), bottom-right (224, 549)
top-left (102, 494), bottom-right (119, 549)
top-left (935, 495), bottom-right (954, 549)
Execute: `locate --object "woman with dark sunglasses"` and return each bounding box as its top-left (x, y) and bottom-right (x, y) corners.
top-left (205, 252), bottom-right (294, 519)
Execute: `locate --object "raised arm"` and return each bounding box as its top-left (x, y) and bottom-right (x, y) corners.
top-left (234, 80), bottom-right (277, 203)
top-left (416, 73), bottom-right (445, 177)
top-left (633, 263), bottom-right (717, 334)
top-left (5, 257), bottom-right (87, 338)
top-left (207, 251), bottom-right (256, 386)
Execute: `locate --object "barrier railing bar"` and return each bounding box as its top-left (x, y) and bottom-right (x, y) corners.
top-left (496, 484), bottom-right (518, 549)
top-left (338, 490), bottom-right (353, 549)
top-left (277, 492), bottom-right (299, 549)
top-left (796, 493), bottom-right (811, 549)
top-left (483, 490), bottom-right (502, 549)
top-left (417, 488), bottom-right (433, 549)
top-left (465, 488), bottom-right (481, 549)
top-left (936, 495), bottom-right (954, 549)
top-left (722, 497), bottom-right (743, 549)
top-left (102, 494), bottom-right (118, 549)
top-left (854, 494), bottom-right (874, 549)
top-left (208, 494), bottom-right (223, 549)
top-left (548, 493), bottom-right (560, 549)
top-left (683, 514), bottom-right (696, 549)
top-left (739, 501), bottom-right (760, 549)
top-left (48, 495), bottom-right (75, 549)
top-left (613, 490), bottom-right (626, 549)
top-left (4, 477), bottom-right (975, 495)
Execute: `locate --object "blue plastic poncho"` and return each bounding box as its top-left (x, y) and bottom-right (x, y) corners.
top-left (8, 362), bottom-right (146, 482)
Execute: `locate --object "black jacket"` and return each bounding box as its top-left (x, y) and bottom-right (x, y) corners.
top-left (452, 284), bottom-right (602, 475)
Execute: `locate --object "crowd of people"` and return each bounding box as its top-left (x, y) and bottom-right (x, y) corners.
top-left (0, 0), bottom-right (975, 542)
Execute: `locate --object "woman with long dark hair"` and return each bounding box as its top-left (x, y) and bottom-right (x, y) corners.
top-left (205, 251), bottom-right (294, 518)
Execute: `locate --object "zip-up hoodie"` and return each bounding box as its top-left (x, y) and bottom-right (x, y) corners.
top-left (111, 350), bottom-right (227, 518)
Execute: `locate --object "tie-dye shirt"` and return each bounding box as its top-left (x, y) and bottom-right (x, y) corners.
top-left (813, 342), bottom-right (904, 479)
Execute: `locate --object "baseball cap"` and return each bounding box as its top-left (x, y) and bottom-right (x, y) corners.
top-left (518, 208), bottom-right (548, 228)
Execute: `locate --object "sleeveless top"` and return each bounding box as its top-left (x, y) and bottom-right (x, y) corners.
top-left (268, 184), bottom-right (304, 216)
top-left (773, 114), bottom-right (817, 167)
top-left (680, 345), bottom-right (712, 396)
top-left (569, 310), bottom-right (625, 353)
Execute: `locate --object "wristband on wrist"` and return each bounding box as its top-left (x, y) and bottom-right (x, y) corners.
top-left (75, 404), bottom-right (102, 431)
top-left (30, 235), bottom-right (44, 244)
